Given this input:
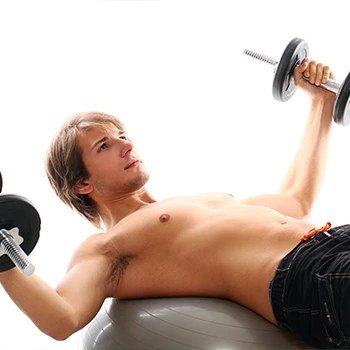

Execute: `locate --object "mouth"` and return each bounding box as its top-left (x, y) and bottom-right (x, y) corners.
top-left (124, 160), bottom-right (141, 170)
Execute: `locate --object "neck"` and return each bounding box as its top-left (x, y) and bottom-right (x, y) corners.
top-left (96, 187), bottom-right (156, 230)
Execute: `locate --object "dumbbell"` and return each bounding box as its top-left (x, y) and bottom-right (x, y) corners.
top-left (0, 191), bottom-right (40, 276)
top-left (243, 37), bottom-right (350, 126)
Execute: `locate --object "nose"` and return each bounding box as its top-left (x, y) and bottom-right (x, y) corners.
top-left (120, 139), bottom-right (134, 157)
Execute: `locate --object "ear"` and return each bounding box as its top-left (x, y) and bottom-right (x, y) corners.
top-left (73, 178), bottom-right (93, 195)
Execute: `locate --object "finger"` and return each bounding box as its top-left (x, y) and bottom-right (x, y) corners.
top-left (294, 58), bottom-right (310, 86)
top-left (322, 66), bottom-right (334, 84)
top-left (306, 60), bottom-right (317, 84)
top-left (315, 63), bottom-right (324, 86)
top-left (321, 65), bottom-right (332, 84)
top-left (295, 57), bottom-right (309, 75)
top-left (300, 58), bottom-right (311, 78)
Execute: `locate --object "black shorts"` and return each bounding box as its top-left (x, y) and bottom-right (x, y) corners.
top-left (270, 224), bottom-right (350, 349)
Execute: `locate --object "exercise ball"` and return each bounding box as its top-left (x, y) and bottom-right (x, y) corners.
top-left (79, 297), bottom-right (312, 349)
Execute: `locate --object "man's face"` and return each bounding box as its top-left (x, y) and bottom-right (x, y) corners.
top-left (77, 124), bottom-right (149, 197)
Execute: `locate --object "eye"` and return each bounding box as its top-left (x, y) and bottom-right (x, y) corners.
top-left (119, 135), bottom-right (127, 140)
top-left (98, 143), bottom-right (108, 152)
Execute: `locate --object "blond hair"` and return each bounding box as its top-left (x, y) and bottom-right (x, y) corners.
top-left (45, 111), bottom-right (126, 229)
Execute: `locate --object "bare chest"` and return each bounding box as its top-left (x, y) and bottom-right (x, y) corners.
top-left (112, 193), bottom-right (237, 252)
top-left (105, 193), bottom-right (313, 308)
top-left (111, 192), bottom-right (300, 254)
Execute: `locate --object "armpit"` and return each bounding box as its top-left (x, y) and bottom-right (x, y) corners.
top-left (108, 254), bottom-right (133, 287)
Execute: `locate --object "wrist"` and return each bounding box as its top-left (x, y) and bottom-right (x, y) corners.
top-left (308, 97), bottom-right (335, 128)
top-left (310, 93), bottom-right (336, 105)
top-left (310, 95), bottom-right (336, 115)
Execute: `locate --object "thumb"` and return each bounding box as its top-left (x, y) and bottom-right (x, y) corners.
top-left (294, 58), bottom-right (309, 87)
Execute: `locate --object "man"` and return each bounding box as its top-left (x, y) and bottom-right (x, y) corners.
top-left (0, 57), bottom-right (344, 349)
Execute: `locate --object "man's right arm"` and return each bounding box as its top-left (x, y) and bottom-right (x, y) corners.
top-left (241, 59), bottom-right (335, 219)
top-left (0, 244), bottom-right (113, 340)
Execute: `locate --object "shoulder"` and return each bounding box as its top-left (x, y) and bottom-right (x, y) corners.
top-left (65, 231), bottom-right (110, 273)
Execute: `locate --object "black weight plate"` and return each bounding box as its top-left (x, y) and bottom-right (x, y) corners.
top-left (0, 172), bottom-right (2, 193)
top-left (273, 38), bottom-right (309, 102)
top-left (333, 71), bottom-right (350, 126)
top-left (0, 194), bottom-right (41, 272)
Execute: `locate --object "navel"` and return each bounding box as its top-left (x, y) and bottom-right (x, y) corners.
top-left (159, 214), bottom-right (170, 223)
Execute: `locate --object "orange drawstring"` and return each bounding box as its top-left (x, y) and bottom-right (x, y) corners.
top-left (300, 222), bottom-right (332, 242)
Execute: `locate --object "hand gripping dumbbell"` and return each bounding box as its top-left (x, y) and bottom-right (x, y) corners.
top-left (243, 37), bottom-right (350, 126)
top-left (0, 177), bottom-right (40, 276)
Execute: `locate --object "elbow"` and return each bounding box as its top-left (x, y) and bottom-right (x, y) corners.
top-left (296, 198), bottom-right (313, 220)
top-left (299, 210), bottom-right (312, 221)
top-left (286, 194), bottom-right (312, 220)
top-left (51, 330), bottom-right (75, 342)
top-left (46, 329), bottom-right (75, 342)
top-left (303, 206), bottom-right (313, 220)
top-left (42, 317), bottom-right (79, 341)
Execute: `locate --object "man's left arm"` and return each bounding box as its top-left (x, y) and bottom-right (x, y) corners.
top-left (241, 59), bottom-right (336, 219)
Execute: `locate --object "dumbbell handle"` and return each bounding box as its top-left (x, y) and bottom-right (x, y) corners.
top-left (0, 230), bottom-right (35, 276)
top-left (243, 49), bottom-right (341, 94)
top-left (303, 76), bottom-right (340, 94)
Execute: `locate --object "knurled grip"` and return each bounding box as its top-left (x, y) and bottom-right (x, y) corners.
top-left (0, 229), bottom-right (35, 276)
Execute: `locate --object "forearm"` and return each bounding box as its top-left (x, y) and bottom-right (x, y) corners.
top-left (0, 269), bottom-right (78, 340)
top-left (278, 97), bottom-right (334, 216)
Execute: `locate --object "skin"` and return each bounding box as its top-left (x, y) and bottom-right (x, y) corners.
top-left (0, 58), bottom-right (337, 340)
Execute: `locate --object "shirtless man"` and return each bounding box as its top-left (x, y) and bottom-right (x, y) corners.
top-left (0, 57), bottom-right (345, 349)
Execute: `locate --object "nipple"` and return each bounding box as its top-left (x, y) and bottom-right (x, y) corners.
top-left (159, 214), bottom-right (170, 223)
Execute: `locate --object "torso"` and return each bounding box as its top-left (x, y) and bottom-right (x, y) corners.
top-left (84, 193), bottom-right (316, 324)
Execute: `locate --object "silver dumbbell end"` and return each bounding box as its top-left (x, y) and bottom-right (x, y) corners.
top-left (0, 229), bottom-right (35, 276)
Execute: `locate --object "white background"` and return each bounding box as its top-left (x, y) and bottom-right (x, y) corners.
top-left (1, 0), bottom-right (350, 349)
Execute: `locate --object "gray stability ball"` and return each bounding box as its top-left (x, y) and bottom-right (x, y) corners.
top-left (79, 297), bottom-right (312, 350)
